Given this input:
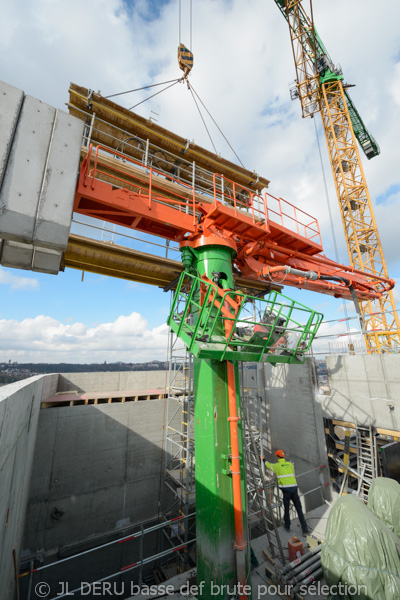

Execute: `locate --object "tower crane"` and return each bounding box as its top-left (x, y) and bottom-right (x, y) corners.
top-left (274, 0), bottom-right (400, 353)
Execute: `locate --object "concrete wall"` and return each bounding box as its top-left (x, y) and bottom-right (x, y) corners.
top-left (57, 370), bottom-right (168, 393)
top-left (23, 398), bottom-right (176, 557)
top-left (0, 374), bottom-right (58, 600)
top-left (256, 360), bottom-right (330, 511)
top-left (20, 393), bottom-right (180, 598)
top-left (320, 354), bottom-right (400, 430)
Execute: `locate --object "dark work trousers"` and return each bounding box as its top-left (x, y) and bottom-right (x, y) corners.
top-left (281, 486), bottom-right (308, 533)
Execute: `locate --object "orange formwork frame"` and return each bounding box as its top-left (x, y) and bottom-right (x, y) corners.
top-left (73, 143), bottom-right (394, 304)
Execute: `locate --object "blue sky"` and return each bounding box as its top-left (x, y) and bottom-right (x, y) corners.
top-left (0, 0), bottom-right (399, 362)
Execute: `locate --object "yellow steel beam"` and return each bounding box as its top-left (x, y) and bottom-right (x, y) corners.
top-left (63, 234), bottom-right (280, 295)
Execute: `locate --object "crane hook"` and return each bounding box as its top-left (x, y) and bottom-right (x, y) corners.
top-left (178, 43), bottom-right (194, 80)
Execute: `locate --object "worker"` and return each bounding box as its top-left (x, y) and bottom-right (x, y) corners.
top-left (265, 450), bottom-right (309, 536)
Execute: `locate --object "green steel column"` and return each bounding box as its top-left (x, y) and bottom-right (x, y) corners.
top-left (182, 242), bottom-right (249, 599)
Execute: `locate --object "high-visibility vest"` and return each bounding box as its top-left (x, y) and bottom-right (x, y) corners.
top-left (265, 458), bottom-right (297, 488)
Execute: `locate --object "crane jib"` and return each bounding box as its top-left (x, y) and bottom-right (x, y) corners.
top-left (273, 0), bottom-right (380, 159)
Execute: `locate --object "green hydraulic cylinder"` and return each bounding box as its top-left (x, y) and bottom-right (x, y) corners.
top-left (181, 240), bottom-right (250, 599)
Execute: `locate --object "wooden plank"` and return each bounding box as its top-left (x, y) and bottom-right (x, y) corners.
top-left (64, 233), bottom-right (281, 295)
top-left (333, 442), bottom-right (357, 454)
top-left (340, 430), bottom-right (351, 495)
top-left (332, 419), bottom-right (356, 429)
top-left (68, 83), bottom-right (270, 191)
top-left (262, 549), bottom-right (275, 565)
top-left (376, 427), bottom-right (400, 438)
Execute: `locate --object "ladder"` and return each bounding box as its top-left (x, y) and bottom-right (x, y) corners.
top-left (242, 410), bottom-right (286, 565)
top-left (161, 330), bottom-right (195, 571)
top-left (356, 425), bottom-right (376, 501)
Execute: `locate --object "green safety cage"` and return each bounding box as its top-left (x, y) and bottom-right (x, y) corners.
top-left (167, 271), bottom-right (323, 364)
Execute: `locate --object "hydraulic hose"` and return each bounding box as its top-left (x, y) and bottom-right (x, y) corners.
top-left (292, 567), bottom-right (323, 594)
top-left (289, 552), bottom-right (322, 579)
top-left (319, 274), bottom-right (364, 333)
top-left (262, 266), bottom-right (365, 333)
top-left (291, 558), bottom-right (322, 584)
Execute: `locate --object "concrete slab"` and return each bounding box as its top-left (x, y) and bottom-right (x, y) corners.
top-left (0, 445), bottom-right (17, 568)
top-left (50, 446), bottom-right (127, 498)
top-left (52, 406), bottom-right (128, 456)
top-left (125, 477), bottom-right (159, 523)
top-left (346, 355), bottom-right (368, 380)
top-left (383, 355), bottom-right (400, 382)
top-left (371, 398), bottom-right (398, 431)
top-left (34, 109), bottom-right (83, 250)
top-left (0, 95), bottom-right (55, 244)
top-left (32, 246), bottom-right (61, 274)
top-left (368, 380), bottom-right (391, 399)
top-left (43, 491), bottom-right (98, 550)
top-left (388, 381), bottom-right (400, 402)
top-left (0, 80), bottom-right (24, 189)
top-left (19, 499), bottom-right (49, 556)
top-left (1, 239), bottom-right (34, 270)
top-left (28, 410), bottom-right (58, 502)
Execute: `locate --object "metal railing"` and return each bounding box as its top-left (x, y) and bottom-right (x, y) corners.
top-left (19, 513), bottom-right (196, 599)
top-left (265, 192), bottom-right (322, 245)
top-left (82, 144), bottom-right (198, 225)
top-left (213, 173), bottom-right (269, 231)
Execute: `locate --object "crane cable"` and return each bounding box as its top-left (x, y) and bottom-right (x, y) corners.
top-left (104, 0), bottom-right (244, 169)
top-left (188, 83), bottom-right (245, 168)
top-left (179, 0), bottom-right (193, 50)
top-left (313, 118), bottom-right (353, 343)
top-left (104, 79), bottom-right (181, 100)
top-left (187, 83), bottom-right (217, 154)
top-left (128, 79), bottom-right (181, 111)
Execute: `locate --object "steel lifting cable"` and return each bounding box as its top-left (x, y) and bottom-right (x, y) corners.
top-left (313, 118), bottom-right (353, 340)
top-left (188, 83), bottom-right (218, 154)
top-left (104, 79), bottom-right (181, 100)
top-left (179, 0), bottom-right (193, 50)
top-left (189, 83), bottom-right (245, 168)
top-left (128, 79), bottom-right (181, 111)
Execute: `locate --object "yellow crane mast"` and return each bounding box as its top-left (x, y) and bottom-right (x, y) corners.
top-left (275, 0), bottom-right (400, 353)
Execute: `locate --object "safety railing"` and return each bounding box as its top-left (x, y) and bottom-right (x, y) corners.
top-left (167, 271), bottom-right (323, 363)
top-left (213, 173), bottom-right (269, 231)
top-left (265, 192), bottom-right (322, 246)
top-left (82, 144), bottom-right (198, 226)
top-left (74, 105), bottom-right (218, 200)
top-left (19, 512), bottom-right (196, 599)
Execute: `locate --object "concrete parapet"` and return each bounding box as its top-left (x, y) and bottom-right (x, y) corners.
top-left (0, 374), bottom-right (58, 600)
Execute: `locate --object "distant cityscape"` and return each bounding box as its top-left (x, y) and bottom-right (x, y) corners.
top-left (0, 359), bottom-right (329, 388)
top-left (0, 360), bottom-right (168, 386)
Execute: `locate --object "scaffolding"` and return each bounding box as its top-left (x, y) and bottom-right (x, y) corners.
top-left (160, 327), bottom-right (195, 573)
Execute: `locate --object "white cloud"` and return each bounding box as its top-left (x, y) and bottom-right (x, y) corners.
top-left (0, 267), bottom-right (39, 290)
top-left (0, 313), bottom-right (169, 363)
top-left (311, 320), bottom-right (365, 358)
